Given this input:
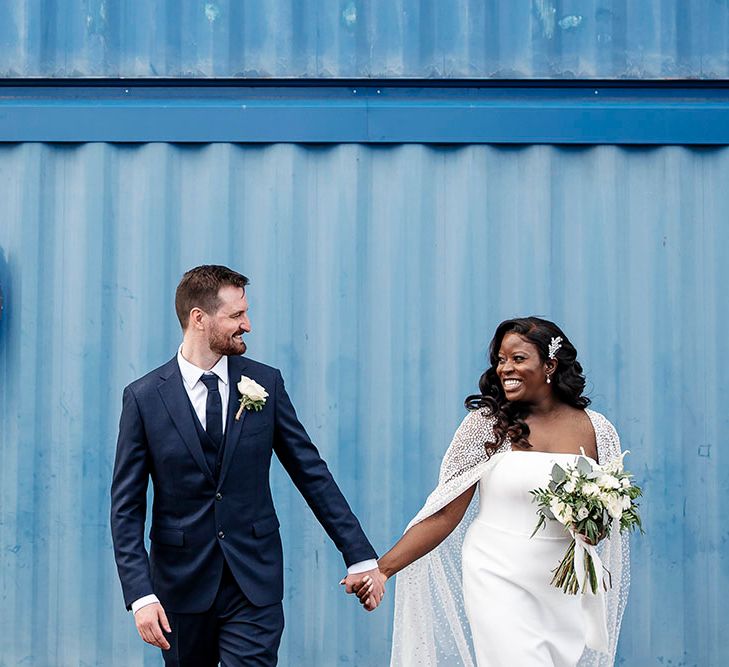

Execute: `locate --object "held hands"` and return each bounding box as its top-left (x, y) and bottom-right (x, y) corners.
top-left (340, 568), bottom-right (387, 611)
top-left (134, 602), bottom-right (172, 650)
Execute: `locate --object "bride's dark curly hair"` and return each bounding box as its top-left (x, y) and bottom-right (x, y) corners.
top-left (465, 317), bottom-right (590, 454)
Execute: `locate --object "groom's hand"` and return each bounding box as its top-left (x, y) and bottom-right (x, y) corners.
top-left (340, 568), bottom-right (386, 611)
top-left (354, 570), bottom-right (387, 611)
top-left (135, 602), bottom-right (172, 650)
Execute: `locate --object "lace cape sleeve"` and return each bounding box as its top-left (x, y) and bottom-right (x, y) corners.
top-left (391, 409), bottom-right (506, 666)
top-left (390, 408), bottom-right (630, 667)
top-left (404, 409), bottom-right (505, 531)
top-left (578, 410), bottom-right (630, 667)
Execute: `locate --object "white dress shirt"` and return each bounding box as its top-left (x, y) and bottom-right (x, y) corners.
top-left (177, 346), bottom-right (230, 434)
top-left (131, 348), bottom-right (376, 613)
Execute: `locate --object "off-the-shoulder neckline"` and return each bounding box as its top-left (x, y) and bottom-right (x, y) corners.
top-left (481, 407), bottom-right (603, 463)
top-left (505, 450), bottom-right (598, 463)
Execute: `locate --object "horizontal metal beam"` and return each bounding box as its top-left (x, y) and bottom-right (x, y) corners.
top-left (1, 80), bottom-right (729, 144)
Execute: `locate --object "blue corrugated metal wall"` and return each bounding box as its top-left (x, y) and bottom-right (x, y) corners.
top-left (0, 0), bottom-right (728, 78)
top-left (1, 142), bottom-right (727, 665)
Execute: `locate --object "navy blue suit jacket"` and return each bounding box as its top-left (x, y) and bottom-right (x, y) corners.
top-left (110, 355), bottom-right (376, 613)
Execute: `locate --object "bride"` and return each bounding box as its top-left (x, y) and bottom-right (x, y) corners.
top-left (355, 317), bottom-right (629, 666)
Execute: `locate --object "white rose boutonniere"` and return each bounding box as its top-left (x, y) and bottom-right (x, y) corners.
top-left (235, 375), bottom-right (268, 420)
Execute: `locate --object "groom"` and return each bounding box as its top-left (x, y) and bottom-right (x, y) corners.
top-left (111, 265), bottom-right (384, 666)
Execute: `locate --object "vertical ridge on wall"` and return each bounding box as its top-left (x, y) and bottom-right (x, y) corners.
top-left (1, 1), bottom-right (728, 78)
top-left (1, 143), bottom-right (727, 665)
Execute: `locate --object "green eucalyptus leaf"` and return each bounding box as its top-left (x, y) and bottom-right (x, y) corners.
top-left (577, 457), bottom-right (593, 475)
top-left (552, 464), bottom-right (567, 483)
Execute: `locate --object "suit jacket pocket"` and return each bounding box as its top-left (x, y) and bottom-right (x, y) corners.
top-left (150, 526), bottom-right (185, 547)
top-left (252, 515), bottom-right (280, 537)
top-left (243, 420), bottom-right (270, 438)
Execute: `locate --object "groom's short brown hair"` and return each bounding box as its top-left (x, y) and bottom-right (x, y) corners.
top-left (175, 265), bottom-right (249, 329)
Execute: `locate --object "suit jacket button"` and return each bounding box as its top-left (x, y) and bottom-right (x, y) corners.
top-left (218, 530), bottom-right (225, 539)
top-left (215, 493), bottom-right (223, 501)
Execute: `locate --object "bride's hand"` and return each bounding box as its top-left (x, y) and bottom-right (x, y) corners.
top-left (353, 570), bottom-right (387, 611)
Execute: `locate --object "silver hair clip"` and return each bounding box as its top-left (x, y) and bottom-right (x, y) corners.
top-left (548, 336), bottom-right (563, 360)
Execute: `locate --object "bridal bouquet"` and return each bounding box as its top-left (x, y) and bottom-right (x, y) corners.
top-left (530, 452), bottom-right (642, 595)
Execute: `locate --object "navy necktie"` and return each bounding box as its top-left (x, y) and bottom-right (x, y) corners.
top-left (201, 374), bottom-right (223, 447)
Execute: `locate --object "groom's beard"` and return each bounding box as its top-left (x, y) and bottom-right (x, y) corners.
top-left (208, 326), bottom-right (247, 356)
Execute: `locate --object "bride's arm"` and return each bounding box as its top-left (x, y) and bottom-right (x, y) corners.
top-left (379, 484), bottom-right (476, 578)
top-left (355, 483), bottom-right (476, 609)
top-left (354, 410), bottom-right (496, 608)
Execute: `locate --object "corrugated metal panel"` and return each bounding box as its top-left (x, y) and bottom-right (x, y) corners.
top-left (0, 143), bottom-right (727, 665)
top-left (1, 1), bottom-right (728, 79)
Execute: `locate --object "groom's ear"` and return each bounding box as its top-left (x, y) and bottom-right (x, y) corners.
top-left (188, 306), bottom-right (207, 330)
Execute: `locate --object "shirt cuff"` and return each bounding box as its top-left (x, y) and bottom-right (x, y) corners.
top-left (347, 559), bottom-right (378, 575)
top-left (131, 594), bottom-right (160, 614)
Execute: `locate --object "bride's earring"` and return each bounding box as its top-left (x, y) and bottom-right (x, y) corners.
top-left (546, 374), bottom-right (551, 384)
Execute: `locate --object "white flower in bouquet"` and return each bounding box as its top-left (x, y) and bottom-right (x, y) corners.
top-left (582, 482), bottom-right (600, 497)
top-left (597, 473), bottom-right (621, 490)
top-left (550, 499), bottom-right (573, 524)
top-left (603, 451), bottom-right (628, 475)
top-left (606, 495), bottom-right (624, 520)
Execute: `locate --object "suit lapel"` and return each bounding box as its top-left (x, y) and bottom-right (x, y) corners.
top-left (157, 358), bottom-right (216, 486)
top-left (218, 356), bottom-right (248, 488)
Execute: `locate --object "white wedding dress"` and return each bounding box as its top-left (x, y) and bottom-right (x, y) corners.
top-left (463, 451), bottom-right (588, 666)
top-left (391, 408), bottom-right (629, 667)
